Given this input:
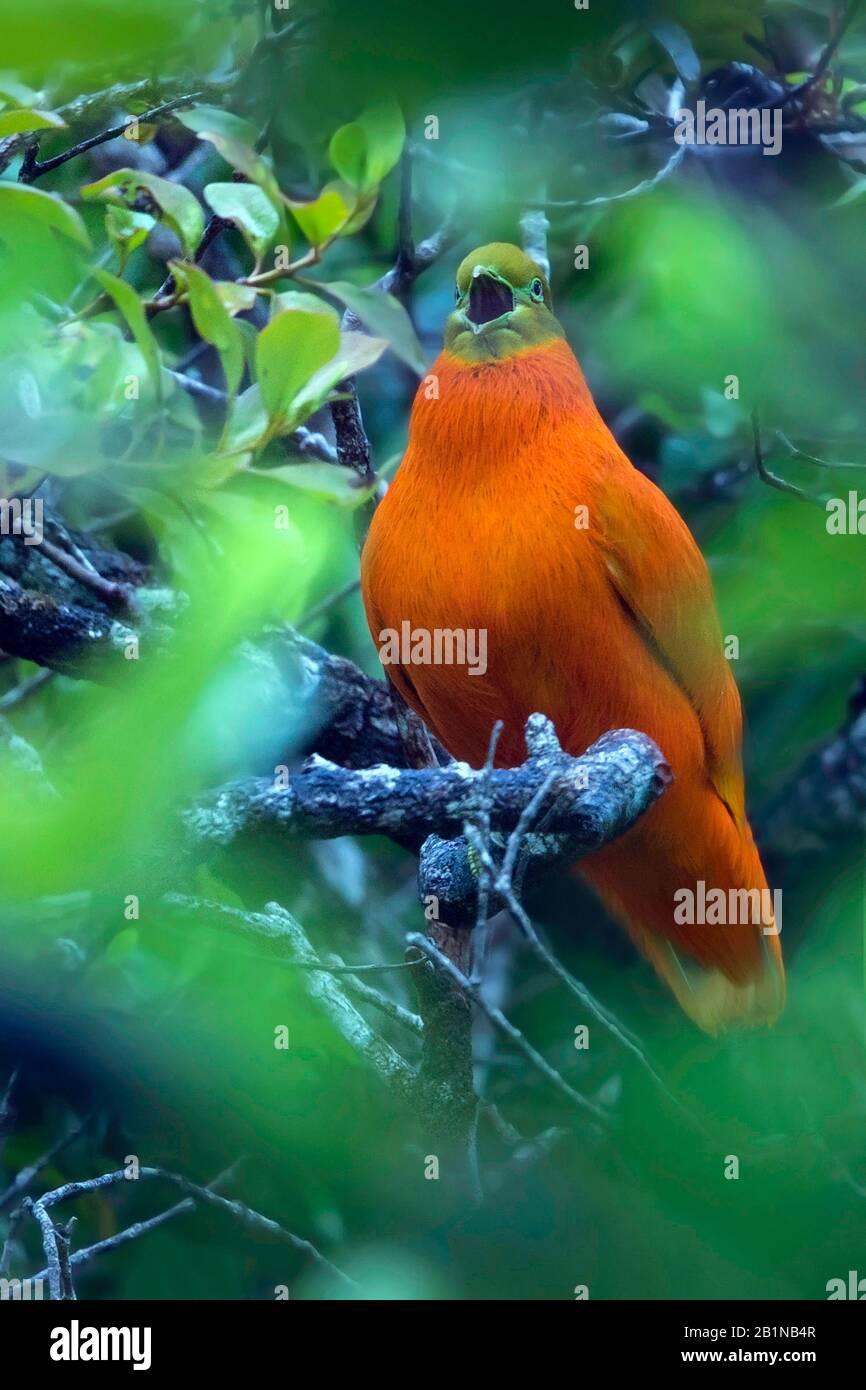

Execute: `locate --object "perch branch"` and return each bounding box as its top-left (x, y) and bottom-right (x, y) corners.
top-left (183, 717), bottom-right (669, 855)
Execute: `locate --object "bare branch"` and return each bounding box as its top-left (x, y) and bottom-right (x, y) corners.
top-left (183, 717), bottom-right (669, 854)
top-left (759, 686), bottom-right (866, 856)
top-left (27, 1165), bottom-right (238, 1285)
top-left (19, 92), bottom-right (205, 184)
top-left (406, 933), bottom-right (607, 1122)
top-left (161, 895), bottom-right (417, 1100)
top-left (520, 198), bottom-right (550, 280)
top-left (0, 572), bottom-right (142, 678)
top-left (0, 1113), bottom-right (92, 1213)
top-left (322, 952), bottom-right (423, 1035)
top-left (0, 668), bottom-right (55, 711)
top-left (782, 0), bottom-right (864, 103)
top-left (23, 1194), bottom-right (74, 1300)
top-left (24, 1163), bottom-right (356, 1296)
top-left (752, 409), bottom-right (830, 507)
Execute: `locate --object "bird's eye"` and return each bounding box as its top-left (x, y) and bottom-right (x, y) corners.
top-left (530, 277), bottom-right (544, 300)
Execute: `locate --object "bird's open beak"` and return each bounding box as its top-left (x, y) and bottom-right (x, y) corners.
top-left (466, 271), bottom-right (513, 328)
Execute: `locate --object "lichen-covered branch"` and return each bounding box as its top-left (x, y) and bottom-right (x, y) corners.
top-left (162, 895), bottom-right (417, 1102)
top-left (185, 716), bottom-right (668, 851)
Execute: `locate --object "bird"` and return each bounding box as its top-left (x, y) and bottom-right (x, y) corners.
top-left (360, 241), bottom-right (784, 1034)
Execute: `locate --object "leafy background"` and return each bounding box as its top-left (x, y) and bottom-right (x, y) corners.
top-left (0, 0), bottom-right (863, 1299)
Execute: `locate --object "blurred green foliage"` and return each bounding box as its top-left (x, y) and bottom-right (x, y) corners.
top-left (0, 0), bottom-right (864, 1301)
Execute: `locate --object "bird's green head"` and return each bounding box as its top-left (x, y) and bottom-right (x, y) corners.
top-left (444, 242), bottom-right (563, 362)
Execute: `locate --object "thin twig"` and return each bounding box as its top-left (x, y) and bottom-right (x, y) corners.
top-left (19, 92), bottom-right (205, 183)
top-left (783, 0), bottom-right (864, 103)
top-left (464, 767), bottom-right (698, 1122)
top-left (406, 933), bottom-right (607, 1122)
top-left (25, 1162), bottom-right (240, 1285)
top-left (775, 430), bottom-right (866, 470)
top-left (329, 144), bottom-right (456, 483)
top-left (752, 409), bottom-right (830, 507)
top-left (0, 1066), bottom-right (20, 1144)
top-left (323, 953), bottom-right (423, 1035)
top-left (0, 668), bottom-right (55, 712)
top-left (25, 1164), bottom-right (356, 1294)
top-left (297, 577), bottom-right (360, 629)
top-left (0, 1204), bottom-right (27, 1277)
top-left (469, 720), bottom-right (503, 983)
top-left (0, 1112), bottom-right (93, 1213)
top-left (162, 895), bottom-right (417, 1100)
top-left (35, 536), bottom-right (133, 612)
top-left (23, 1196), bottom-right (69, 1299)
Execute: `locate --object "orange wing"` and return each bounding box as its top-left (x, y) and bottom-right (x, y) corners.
top-left (592, 457), bottom-right (746, 825)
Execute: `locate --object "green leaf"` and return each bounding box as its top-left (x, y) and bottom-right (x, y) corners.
top-left (82, 169), bottom-right (204, 257)
top-left (0, 182), bottom-right (90, 247)
top-left (177, 107), bottom-right (282, 206)
top-left (649, 20), bottom-right (700, 86)
top-left (213, 281), bottom-right (258, 316)
top-left (253, 462), bottom-right (377, 508)
top-left (0, 107), bottom-right (64, 136)
top-left (318, 280), bottom-right (426, 374)
top-left (234, 318), bottom-right (259, 376)
top-left (359, 100), bottom-right (406, 185)
top-left (285, 188), bottom-right (351, 247)
top-left (219, 383), bottom-right (269, 455)
top-left (92, 268), bottom-right (162, 398)
top-left (329, 122), bottom-right (367, 190)
top-left (834, 178), bottom-right (866, 208)
top-left (203, 182), bottom-right (279, 259)
top-left (329, 100), bottom-right (405, 192)
top-left (255, 308), bottom-right (341, 427)
top-left (176, 105), bottom-right (259, 149)
top-left (325, 181), bottom-right (377, 236)
top-left (105, 928), bottom-right (139, 964)
top-left (170, 261), bottom-right (244, 397)
top-left (292, 331), bottom-right (388, 420)
top-left (270, 290), bottom-right (340, 323)
top-left (193, 448), bottom-right (253, 489)
top-left (105, 205), bottom-right (154, 269)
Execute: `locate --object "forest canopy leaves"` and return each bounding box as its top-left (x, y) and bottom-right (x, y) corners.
top-left (171, 261), bottom-right (245, 397)
top-left (256, 308), bottom-right (342, 428)
top-left (329, 100), bottom-right (406, 192)
top-left (0, 0), bottom-right (864, 1307)
top-left (82, 168), bottom-right (205, 256)
top-left (0, 181), bottom-right (90, 247)
top-left (319, 280), bottom-right (427, 374)
top-left (203, 181), bottom-right (280, 259)
top-left (0, 106), bottom-right (64, 136)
